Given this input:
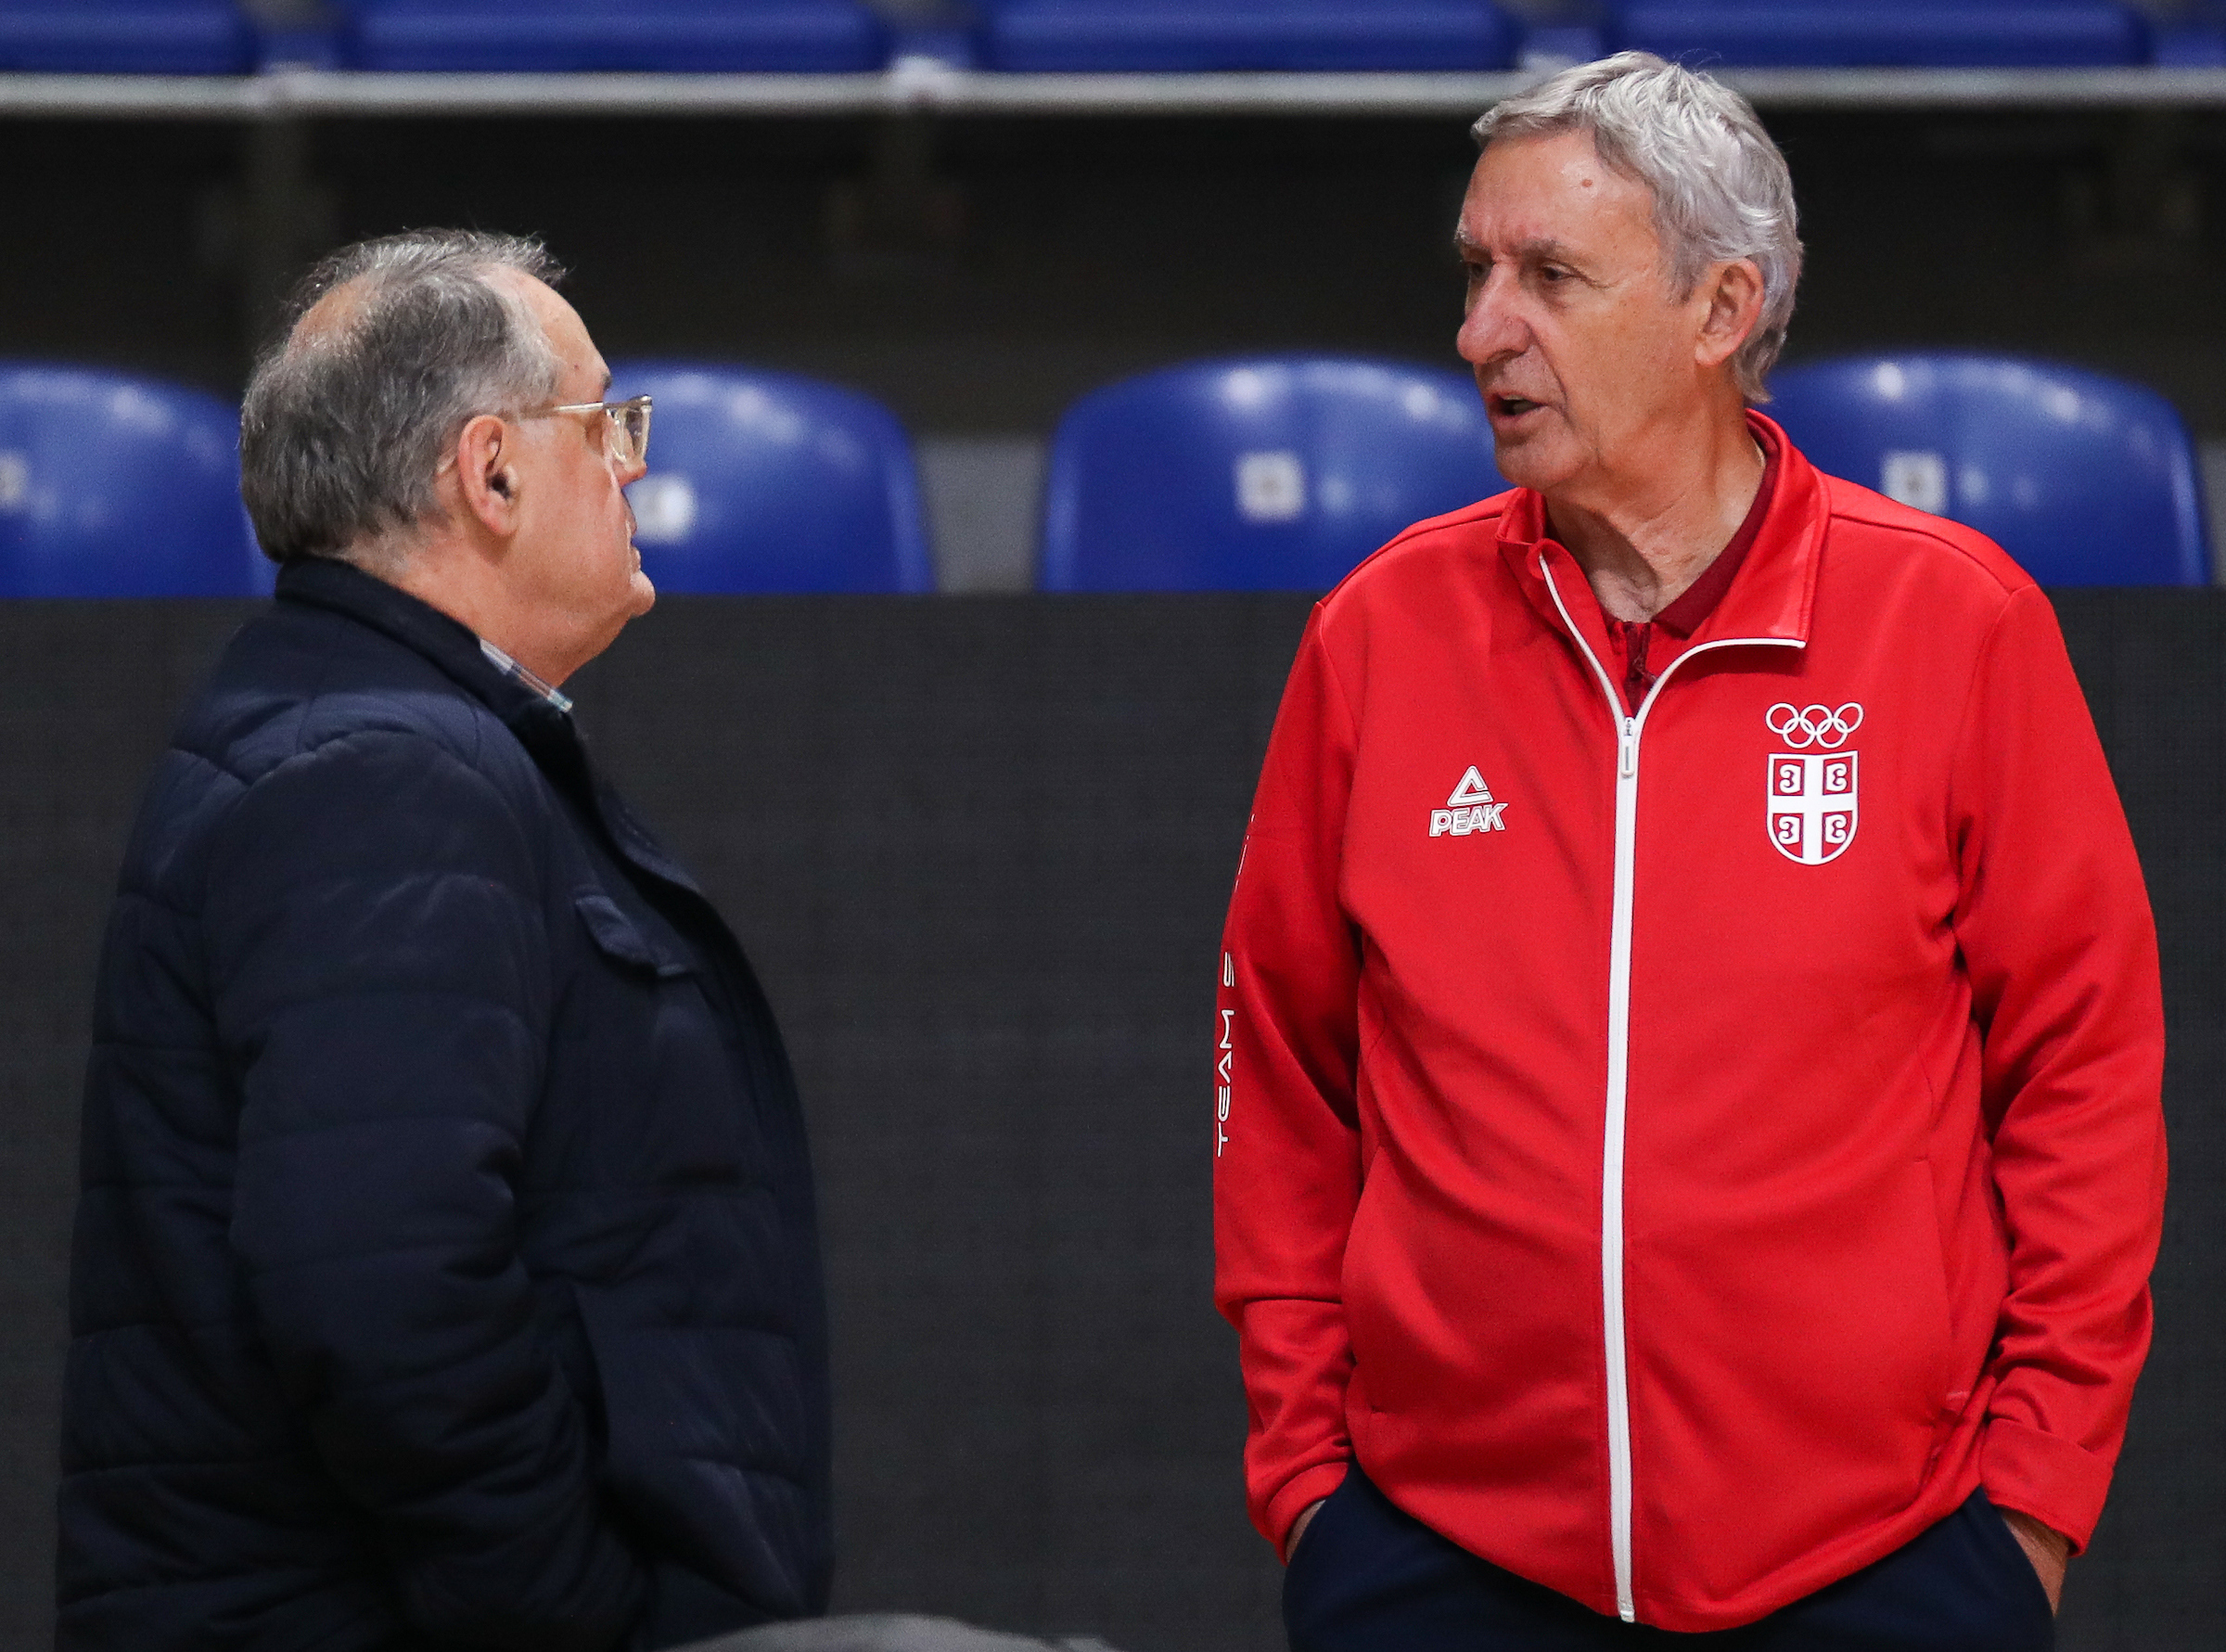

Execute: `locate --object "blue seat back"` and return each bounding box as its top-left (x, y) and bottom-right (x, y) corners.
top-left (984, 1), bottom-right (1517, 72)
top-left (0, 1), bottom-right (254, 73)
top-left (1608, 1), bottom-right (2146, 68)
top-left (2153, 0), bottom-right (2226, 67)
top-left (608, 364), bottom-right (932, 595)
top-left (0, 365), bottom-right (264, 598)
top-left (1041, 357), bottom-right (1509, 592)
top-left (1767, 354), bottom-right (2209, 587)
top-left (340, 0), bottom-right (887, 72)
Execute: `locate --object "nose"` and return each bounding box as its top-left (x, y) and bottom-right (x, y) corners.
top-left (1457, 263), bottom-right (1529, 369)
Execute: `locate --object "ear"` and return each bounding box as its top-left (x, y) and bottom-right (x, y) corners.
top-left (451, 413), bottom-right (524, 539)
top-left (1694, 257), bottom-right (1766, 373)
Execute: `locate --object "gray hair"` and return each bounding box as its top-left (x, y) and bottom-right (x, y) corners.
top-left (1473, 52), bottom-right (1802, 402)
top-left (240, 229), bottom-right (566, 567)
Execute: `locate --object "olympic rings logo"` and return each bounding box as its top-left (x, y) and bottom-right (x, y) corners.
top-left (1766, 702), bottom-right (1864, 749)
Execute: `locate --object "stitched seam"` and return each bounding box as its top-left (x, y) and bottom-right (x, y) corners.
top-left (1825, 500), bottom-right (2024, 596)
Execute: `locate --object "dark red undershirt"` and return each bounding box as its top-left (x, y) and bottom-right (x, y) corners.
top-left (1571, 421), bottom-right (1781, 713)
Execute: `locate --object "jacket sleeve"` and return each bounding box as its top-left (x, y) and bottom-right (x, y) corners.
top-left (1211, 609), bottom-right (1365, 1553)
top-left (204, 729), bottom-right (646, 1650)
top-left (1948, 586), bottom-right (2168, 1553)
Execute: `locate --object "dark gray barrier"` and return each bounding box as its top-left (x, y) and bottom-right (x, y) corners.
top-left (0, 594), bottom-right (2218, 1652)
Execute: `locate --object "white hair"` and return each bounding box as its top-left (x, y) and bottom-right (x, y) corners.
top-left (1473, 52), bottom-right (1802, 403)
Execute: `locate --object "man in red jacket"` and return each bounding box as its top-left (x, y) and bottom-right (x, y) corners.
top-left (1214, 52), bottom-right (2166, 1651)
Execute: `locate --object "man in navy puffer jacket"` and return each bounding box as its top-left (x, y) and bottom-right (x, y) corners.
top-left (60, 230), bottom-right (830, 1651)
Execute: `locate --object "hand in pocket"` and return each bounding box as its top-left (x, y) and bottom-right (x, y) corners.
top-left (2000, 1508), bottom-right (2067, 1615)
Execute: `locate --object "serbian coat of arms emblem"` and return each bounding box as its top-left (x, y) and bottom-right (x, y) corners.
top-left (1764, 703), bottom-right (1862, 865)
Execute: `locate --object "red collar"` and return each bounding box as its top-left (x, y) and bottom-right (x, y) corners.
top-left (1647, 416), bottom-right (1781, 638)
top-left (1494, 411), bottom-right (1824, 660)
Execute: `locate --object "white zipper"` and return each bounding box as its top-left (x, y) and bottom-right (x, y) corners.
top-left (1540, 555), bottom-right (1801, 1622)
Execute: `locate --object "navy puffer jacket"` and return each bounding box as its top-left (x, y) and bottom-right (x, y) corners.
top-left (60, 559), bottom-right (832, 1652)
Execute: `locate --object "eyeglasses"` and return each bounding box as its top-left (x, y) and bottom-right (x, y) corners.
top-left (525, 394), bottom-right (653, 470)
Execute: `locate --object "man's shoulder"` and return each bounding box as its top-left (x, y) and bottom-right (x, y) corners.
top-left (1811, 469), bottom-right (2036, 606)
top-left (180, 597), bottom-right (517, 791)
top-left (1317, 490), bottom-right (1522, 616)
top-left (137, 599), bottom-right (555, 900)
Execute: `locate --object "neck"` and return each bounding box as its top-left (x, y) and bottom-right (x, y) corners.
top-left (1542, 397), bottom-right (1765, 623)
top-left (380, 531), bottom-right (582, 688)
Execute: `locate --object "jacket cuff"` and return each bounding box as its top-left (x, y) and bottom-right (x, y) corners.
top-left (1266, 1461), bottom-right (1352, 1557)
top-left (1980, 1416), bottom-right (2115, 1554)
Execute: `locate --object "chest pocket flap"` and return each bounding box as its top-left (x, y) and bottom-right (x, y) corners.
top-left (573, 890), bottom-right (694, 979)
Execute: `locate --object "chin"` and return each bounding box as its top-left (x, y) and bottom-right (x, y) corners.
top-left (1491, 416), bottom-right (1592, 492)
top-left (1492, 444), bottom-right (1569, 494)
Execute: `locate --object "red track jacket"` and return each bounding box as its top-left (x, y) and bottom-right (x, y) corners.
top-left (1212, 418), bottom-right (2167, 1632)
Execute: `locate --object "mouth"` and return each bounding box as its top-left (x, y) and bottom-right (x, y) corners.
top-left (1488, 392), bottom-right (1548, 423)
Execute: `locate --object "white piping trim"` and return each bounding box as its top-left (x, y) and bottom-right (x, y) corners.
top-left (1539, 553), bottom-right (1803, 1622)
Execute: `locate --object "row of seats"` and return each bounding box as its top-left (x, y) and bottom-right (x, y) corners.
top-left (5, 3), bottom-right (2221, 76)
top-left (0, 352), bottom-right (2209, 596)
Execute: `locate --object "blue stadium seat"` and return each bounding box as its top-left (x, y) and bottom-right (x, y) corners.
top-left (982, 1), bottom-right (1518, 72)
top-left (0, 365), bottom-right (265, 598)
top-left (607, 364), bottom-right (932, 595)
top-left (2154, 2), bottom-right (2226, 67)
top-left (1766, 354), bottom-right (2210, 587)
top-left (1518, 23), bottom-right (1609, 72)
top-left (1040, 357), bottom-right (1509, 592)
top-left (1607, 1), bottom-right (2147, 68)
top-left (340, 1), bottom-right (888, 73)
top-left (0, 2), bottom-right (254, 73)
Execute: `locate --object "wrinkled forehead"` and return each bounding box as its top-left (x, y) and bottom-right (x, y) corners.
top-left (1463, 129), bottom-right (1664, 263)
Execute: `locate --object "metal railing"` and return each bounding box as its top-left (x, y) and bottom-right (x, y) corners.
top-left (6, 64), bottom-right (2226, 121)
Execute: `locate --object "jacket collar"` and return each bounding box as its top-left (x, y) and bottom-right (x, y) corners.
top-left (275, 556), bottom-right (564, 735)
top-left (273, 557), bottom-right (709, 899)
top-left (1494, 410), bottom-right (1825, 657)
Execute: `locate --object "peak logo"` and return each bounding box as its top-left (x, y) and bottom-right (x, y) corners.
top-left (1430, 766), bottom-right (1507, 838)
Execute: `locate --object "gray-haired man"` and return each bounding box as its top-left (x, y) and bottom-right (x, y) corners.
top-left (61, 232), bottom-right (832, 1650)
top-left (1216, 54), bottom-right (2163, 1652)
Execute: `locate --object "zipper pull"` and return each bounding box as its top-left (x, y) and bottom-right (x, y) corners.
top-left (1619, 718), bottom-right (1637, 779)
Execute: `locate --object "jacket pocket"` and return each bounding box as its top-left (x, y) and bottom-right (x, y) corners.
top-left (565, 886), bottom-right (754, 1185)
top-left (573, 1283), bottom-right (812, 1620)
top-left (1624, 1156), bottom-right (1965, 1607)
top-left (574, 891), bottom-right (693, 978)
top-left (1761, 1159), bottom-right (1959, 1450)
